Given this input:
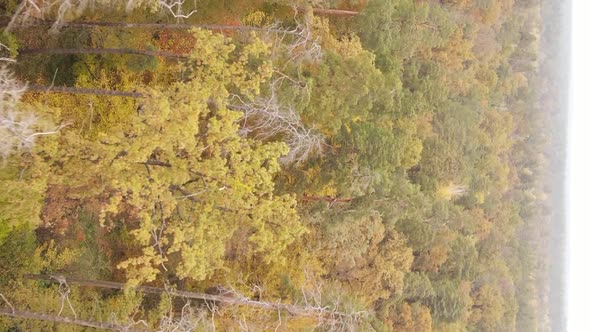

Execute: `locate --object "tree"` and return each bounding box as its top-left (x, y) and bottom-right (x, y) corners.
top-left (315, 210), bottom-right (413, 303)
top-left (387, 302), bottom-right (433, 332)
top-left (269, 1), bottom-right (360, 16)
top-left (439, 236), bottom-right (479, 280)
top-left (299, 43), bottom-right (386, 136)
top-left (0, 65), bottom-right (63, 246)
top-left (14, 18), bottom-right (304, 35)
top-left (403, 272), bottom-right (435, 304)
top-left (469, 284), bottom-right (506, 331)
top-left (33, 29), bottom-right (305, 285)
top-left (357, 0), bottom-right (456, 72)
top-left (441, 0), bottom-right (473, 10)
top-left (426, 279), bottom-right (471, 324)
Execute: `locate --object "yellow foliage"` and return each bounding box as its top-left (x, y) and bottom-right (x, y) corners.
top-left (35, 30), bottom-right (303, 286)
top-left (241, 10), bottom-right (270, 27)
top-left (474, 191), bottom-right (486, 204)
top-left (437, 183), bottom-right (468, 201)
top-left (423, 28), bottom-right (474, 71)
top-left (391, 303), bottom-right (433, 332)
top-left (35, 240), bottom-right (81, 272)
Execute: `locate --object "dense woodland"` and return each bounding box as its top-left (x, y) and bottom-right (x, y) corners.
top-left (0, 0), bottom-right (559, 330)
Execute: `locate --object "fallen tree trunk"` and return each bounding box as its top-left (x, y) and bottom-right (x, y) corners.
top-left (26, 85), bottom-right (143, 98)
top-left (19, 47), bottom-right (187, 59)
top-left (7, 18), bottom-right (296, 35)
top-left (309, 8), bottom-right (358, 16)
top-left (25, 274), bottom-right (357, 320)
top-left (0, 308), bottom-right (146, 331)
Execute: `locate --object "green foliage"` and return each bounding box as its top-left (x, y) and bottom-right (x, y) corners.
top-left (0, 226), bottom-right (37, 285)
top-left (0, 31), bottom-right (19, 58)
top-left (357, 0), bottom-right (456, 71)
top-left (440, 236), bottom-right (479, 280)
top-left (427, 279), bottom-right (471, 323)
top-left (403, 272), bottom-right (435, 303)
top-left (301, 48), bottom-right (386, 136)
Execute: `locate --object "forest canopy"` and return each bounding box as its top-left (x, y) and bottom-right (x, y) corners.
top-left (0, 0), bottom-right (555, 331)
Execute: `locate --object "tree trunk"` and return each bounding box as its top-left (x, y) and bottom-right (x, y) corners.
top-left (19, 47), bottom-right (187, 59)
top-left (309, 8), bottom-right (359, 16)
top-left (26, 85), bottom-right (143, 98)
top-left (300, 195), bottom-right (354, 205)
top-left (0, 308), bottom-right (146, 331)
top-left (25, 274), bottom-right (355, 320)
top-left (11, 19), bottom-right (295, 35)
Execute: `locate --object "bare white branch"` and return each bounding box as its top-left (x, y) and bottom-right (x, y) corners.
top-left (50, 275), bottom-right (78, 320)
top-left (157, 300), bottom-right (213, 331)
top-left (7, 0), bottom-right (198, 33)
top-left (283, 16), bottom-right (323, 64)
top-left (0, 293), bottom-right (15, 314)
top-left (0, 66), bottom-right (65, 160)
top-left (231, 80), bottom-right (325, 167)
top-left (159, 0), bottom-right (197, 20)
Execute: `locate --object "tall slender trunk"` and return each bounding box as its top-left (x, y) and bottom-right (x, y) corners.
top-left (26, 85), bottom-right (143, 98)
top-left (300, 195), bottom-right (354, 204)
top-left (19, 48), bottom-right (187, 59)
top-left (309, 8), bottom-right (359, 16)
top-left (25, 274), bottom-right (356, 320)
top-left (12, 19), bottom-right (296, 35)
top-left (0, 308), bottom-right (146, 331)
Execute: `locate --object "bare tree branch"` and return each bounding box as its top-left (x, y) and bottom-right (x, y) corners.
top-left (0, 293), bottom-right (15, 314)
top-left (282, 16), bottom-right (322, 64)
top-left (230, 80), bottom-right (325, 167)
top-left (159, 0), bottom-right (197, 19)
top-left (6, 0), bottom-right (200, 33)
top-left (0, 66), bottom-right (66, 160)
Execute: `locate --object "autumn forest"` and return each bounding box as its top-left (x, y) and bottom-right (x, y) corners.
top-left (0, 0), bottom-right (564, 331)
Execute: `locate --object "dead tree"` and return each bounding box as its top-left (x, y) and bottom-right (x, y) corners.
top-left (158, 298), bottom-right (215, 331)
top-left (230, 81), bottom-right (325, 167)
top-left (262, 16), bottom-right (322, 65)
top-left (0, 66), bottom-right (67, 159)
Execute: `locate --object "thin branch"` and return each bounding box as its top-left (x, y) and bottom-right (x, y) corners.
top-left (160, 0), bottom-right (198, 19)
top-left (0, 294), bottom-right (15, 314)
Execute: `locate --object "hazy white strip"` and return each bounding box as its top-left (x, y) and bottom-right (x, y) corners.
top-left (566, 0), bottom-right (589, 331)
